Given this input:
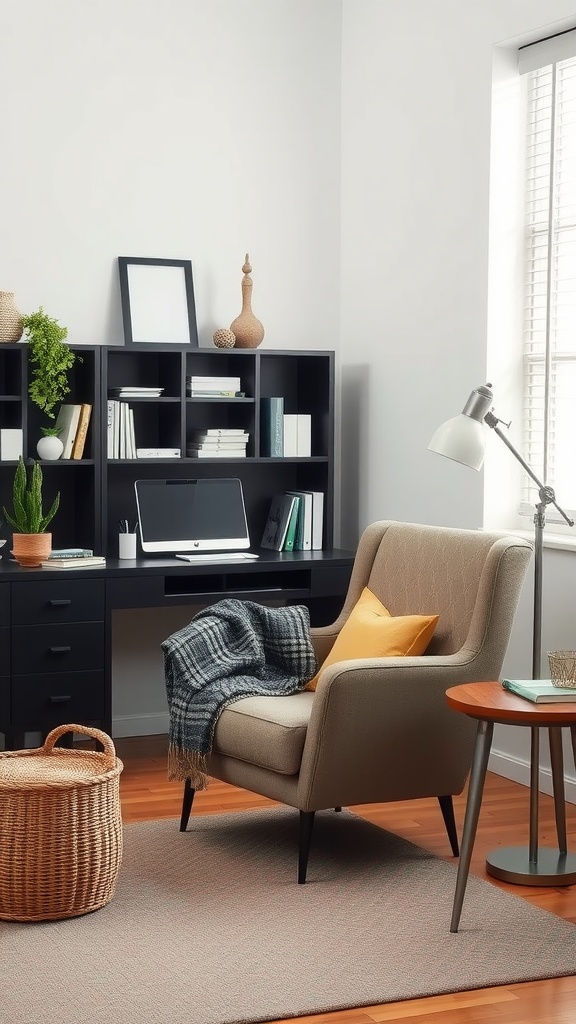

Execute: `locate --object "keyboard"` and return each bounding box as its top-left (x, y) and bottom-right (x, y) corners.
top-left (175, 552), bottom-right (259, 563)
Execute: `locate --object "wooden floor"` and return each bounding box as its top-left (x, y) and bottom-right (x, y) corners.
top-left (116, 734), bottom-right (576, 1024)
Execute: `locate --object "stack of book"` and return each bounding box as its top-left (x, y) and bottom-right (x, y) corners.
top-left (41, 554), bottom-right (106, 570)
top-left (53, 403), bottom-right (93, 460)
top-left (187, 375), bottom-right (242, 398)
top-left (108, 386), bottom-right (164, 398)
top-left (261, 489), bottom-right (324, 551)
top-left (186, 429), bottom-right (249, 458)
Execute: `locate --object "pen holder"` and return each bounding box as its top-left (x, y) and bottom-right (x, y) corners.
top-left (118, 533), bottom-right (137, 560)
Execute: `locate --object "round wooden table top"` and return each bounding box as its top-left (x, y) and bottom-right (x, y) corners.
top-left (446, 681), bottom-right (576, 726)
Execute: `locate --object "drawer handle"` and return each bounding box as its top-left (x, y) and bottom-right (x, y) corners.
top-left (49, 599), bottom-right (72, 607)
top-left (49, 646), bottom-right (72, 654)
top-left (48, 695), bottom-right (72, 703)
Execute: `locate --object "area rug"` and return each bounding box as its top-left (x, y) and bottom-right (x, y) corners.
top-left (3, 808), bottom-right (576, 1024)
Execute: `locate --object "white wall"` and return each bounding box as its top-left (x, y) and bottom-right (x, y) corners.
top-left (339, 0), bottom-right (576, 798)
top-left (1, 0), bottom-right (342, 351)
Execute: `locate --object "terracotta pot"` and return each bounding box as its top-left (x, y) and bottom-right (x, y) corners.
top-left (12, 533), bottom-right (52, 568)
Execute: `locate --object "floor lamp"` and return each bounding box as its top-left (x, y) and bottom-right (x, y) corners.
top-left (428, 382), bottom-right (576, 884)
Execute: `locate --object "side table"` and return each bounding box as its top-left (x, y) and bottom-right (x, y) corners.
top-left (446, 680), bottom-right (576, 933)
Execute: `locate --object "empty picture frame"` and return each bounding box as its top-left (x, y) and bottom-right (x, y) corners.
top-left (118, 257), bottom-right (199, 347)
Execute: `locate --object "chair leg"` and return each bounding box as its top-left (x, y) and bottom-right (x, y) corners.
top-left (298, 810), bottom-right (315, 884)
top-left (438, 794), bottom-right (459, 856)
top-left (179, 778), bottom-right (196, 832)
top-left (334, 806), bottom-right (342, 812)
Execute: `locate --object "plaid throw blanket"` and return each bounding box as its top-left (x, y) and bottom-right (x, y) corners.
top-left (162, 599), bottom-right (317, 788)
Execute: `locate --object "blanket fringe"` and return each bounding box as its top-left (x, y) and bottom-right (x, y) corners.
top-left (168, 743), bottom-right (210, 790)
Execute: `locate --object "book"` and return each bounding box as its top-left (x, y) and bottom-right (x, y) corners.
top-left (260, 397), bottom-right (284, 456)
top-left (261, 494), bottom-right (297, 550)
top-left (296, 414), bottom-right (312, 457)
top-left (308, 490), bottom-right (324, 549)
top-left (282, 495), bottom-right (301, 552)
top-left (188, 449), bottom-right (247, 458)
top-left (286, 489), bottom-right (313, 550)
top-left (41, 556), bottom-right (106, 569)
top-left (71, 403), bottom-right (92, 459)
top-left (501, 679), bottom-right (576, 703)
top-left (0, 428), bottom-right (23, 461)
top-left (48, 548), bottom-right (94, 559)
top-left (55, 404), bottom-right (82, 459)
top-left (137, 450), bottom-right (179, 458)
top-left (283, 414), bottom-right (298, 457)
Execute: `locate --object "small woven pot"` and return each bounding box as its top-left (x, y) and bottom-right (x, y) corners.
top-left (12, 532), bottom-right (52, 567)
top-left (0, 291), bottom-right (23, 343)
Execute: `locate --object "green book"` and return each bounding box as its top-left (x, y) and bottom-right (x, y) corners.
top-left (501, 679), bottom-right (576, 703)
top-left (282, 495), bottom-right (301, 552)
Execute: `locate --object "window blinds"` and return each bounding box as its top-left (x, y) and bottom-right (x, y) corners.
top-left (520, 38), bottom-right (576, 519)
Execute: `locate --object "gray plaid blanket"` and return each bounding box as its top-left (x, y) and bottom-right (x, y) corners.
top-left (162, 599), bottom-right (317, 787)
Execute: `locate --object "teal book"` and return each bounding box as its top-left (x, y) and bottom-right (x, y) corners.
top-left (501, 679), bottom-right (576, 703)
top-left (260, 397), bottom-right (284, 457)
top-left (282, 495), bottom-right (301, 552)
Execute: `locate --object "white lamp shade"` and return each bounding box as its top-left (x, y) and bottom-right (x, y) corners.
top-left (427, 413), bottom-right (486, 471)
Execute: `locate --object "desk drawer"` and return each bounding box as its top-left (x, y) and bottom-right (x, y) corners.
top-left (11, 579), bottom-right (105, 625)
top-left (11, 671), bottom-right (105, 729)
top-left (12, 623), bottom-right (105, 675)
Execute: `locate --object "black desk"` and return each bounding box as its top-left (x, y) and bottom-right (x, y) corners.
top-left (0, 548), bottom-right (354, 749)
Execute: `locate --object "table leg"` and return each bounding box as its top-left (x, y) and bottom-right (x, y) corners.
top-left (450, 718), bottom-right (493, 933)
top-left (486, 725), bottom-right (576, 885)
top-left (549, 727), bottom-right (567, 854)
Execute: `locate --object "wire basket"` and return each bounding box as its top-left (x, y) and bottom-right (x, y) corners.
top-left (548, 650), bottom-right (576, 688)
top-left (0, 724), bottom-right (123, 922)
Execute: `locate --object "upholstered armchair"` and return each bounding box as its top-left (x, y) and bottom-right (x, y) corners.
top-left (180, 520), bottom-right (533, 882)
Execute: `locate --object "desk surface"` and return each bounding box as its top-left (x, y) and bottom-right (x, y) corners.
top-left (446, 680), bottom-right (576, 726)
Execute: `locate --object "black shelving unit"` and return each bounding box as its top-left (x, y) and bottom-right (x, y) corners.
top-left (100, 346), bottom-right (335, 558)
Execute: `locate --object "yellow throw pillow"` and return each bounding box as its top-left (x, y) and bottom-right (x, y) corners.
top-left (305, 586), bottom-right (438, 691)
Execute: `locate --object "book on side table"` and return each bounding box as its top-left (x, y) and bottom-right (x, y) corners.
top-left (502, 678), bottom-right (576, 703)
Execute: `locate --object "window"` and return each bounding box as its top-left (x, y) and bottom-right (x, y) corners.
top-left (521, 36), bottom-right (576, 523)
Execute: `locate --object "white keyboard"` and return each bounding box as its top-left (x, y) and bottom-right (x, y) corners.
top-left (175, 552), bottom-right (259, 563)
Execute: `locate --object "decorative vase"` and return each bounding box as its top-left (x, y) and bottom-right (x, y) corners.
top-left (36, 435), bottom-right (64, 461)
top-left (12, 532), bottom-right (52, 568)
top-left (229, 254), bottom-right (265, 349)
top-left (0, 292), bottom-right (24, 343)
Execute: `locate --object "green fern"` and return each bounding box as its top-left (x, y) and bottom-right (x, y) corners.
top-left (22, 307), bottom-right (78, 419)
top-left (3, 458), bottom-right (60, 534)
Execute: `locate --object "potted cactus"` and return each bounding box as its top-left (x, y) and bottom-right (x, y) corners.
top-left (2, 457), bottom-right (60, 566)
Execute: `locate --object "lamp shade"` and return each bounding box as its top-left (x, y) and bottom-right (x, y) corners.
top-left (427, 414), bottom-right (486, 471)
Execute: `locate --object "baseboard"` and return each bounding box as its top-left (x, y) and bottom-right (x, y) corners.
top-left (112, 712), bottom-right (170, 738)
top-left (489, 748), bottom-right (576, 805)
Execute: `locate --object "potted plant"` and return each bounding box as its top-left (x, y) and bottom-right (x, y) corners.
top-left (2, 457), bottom-right (60, 566)
top-left (37, 424), bottom-right (64, 461)
top-left (22, 306), bottom-right (78, 432)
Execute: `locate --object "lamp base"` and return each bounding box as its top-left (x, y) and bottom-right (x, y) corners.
top-left (486, 845), bottom-right (576, 885)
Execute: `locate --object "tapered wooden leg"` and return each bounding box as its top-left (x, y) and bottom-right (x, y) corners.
top-left (438, 794), bottom-right (459, 857)
top-left (179, 778), bottom-right (196, 832)
top-left (450, 719), bottom-right (493, 932)
top-left (298, 810), bottom-right (315, 884)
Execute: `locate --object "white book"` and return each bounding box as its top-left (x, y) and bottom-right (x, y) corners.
top-left (283, 414), bottom-right (299, 457)
top-left (286, 490), bottom-right (312, 550)
top-left (136, 448), bottom-right (181, 458)
top-left (55, 404), bottom-right (82, 459)
top-left (112, 401), bottom-right (120, 459)
top-left (0, 428), bottom-right (23, 461)
top-left (128, 406), bottom-right (136, 459)
top-left (107, 400), bottom-right (116, 458)
top-left (297, 414), bottom-right (312, 457)
top-left (308, 490), bottom-right (324, 549)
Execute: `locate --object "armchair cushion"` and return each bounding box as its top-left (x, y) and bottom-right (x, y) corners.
top-left (305, 587), bottom-right (439, 691)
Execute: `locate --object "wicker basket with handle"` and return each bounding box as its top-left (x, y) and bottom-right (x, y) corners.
top-left (0, 724), bottom-right (123, 922)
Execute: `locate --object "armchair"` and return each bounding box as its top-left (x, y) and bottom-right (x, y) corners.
top-left (180, 521), bottom-right (533, 882)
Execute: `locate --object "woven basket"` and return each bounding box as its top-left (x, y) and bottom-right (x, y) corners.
top-left (548, 650), bottom-right (576, 688)
top-left (0, 724), bottom-right (123, 922)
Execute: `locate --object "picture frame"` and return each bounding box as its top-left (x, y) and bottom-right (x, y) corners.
top-left (118, 256), bottom-right (199, 347)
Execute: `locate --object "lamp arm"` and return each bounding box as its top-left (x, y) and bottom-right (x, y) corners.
top-left (485, 412), bottom-right (574, 528)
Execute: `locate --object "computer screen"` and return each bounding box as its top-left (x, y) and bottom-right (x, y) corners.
top-left (134, 477), bottom-right (250, 554)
